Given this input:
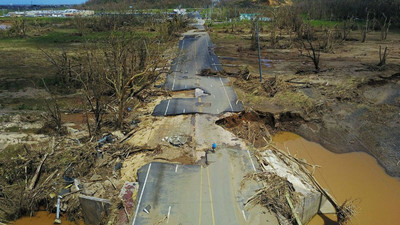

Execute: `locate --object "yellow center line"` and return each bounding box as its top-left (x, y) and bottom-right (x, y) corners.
top-left (206, 166), bottom-right (216, 225)
top-left (199, 165), bottom-right (203, 225)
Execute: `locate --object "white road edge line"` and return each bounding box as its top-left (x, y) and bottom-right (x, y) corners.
top-left (172, 39), bottom-right (184, 91)
top-left (175, 165), bottom-right (178, 173)
top-left (172, 72), bottom-right (176, 90)
top-left (247, 150), bottom-right (257, 172)
top-left (219, 77), bottom-right (234, 111)
top-left (242, 210), bottom-right (247, 221)
top-left (167, 206), bottom-right (172, 223)
top-left (131, 163), bottom-right (152, 225)
top-left (164, 99), bottom-right (171, 116)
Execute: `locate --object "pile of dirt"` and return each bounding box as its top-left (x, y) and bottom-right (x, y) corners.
top-left (216, 110), bottom-right (304, 148)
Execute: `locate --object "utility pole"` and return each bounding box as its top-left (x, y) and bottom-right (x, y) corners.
top-left (256, 20), bottom-right (262, 82)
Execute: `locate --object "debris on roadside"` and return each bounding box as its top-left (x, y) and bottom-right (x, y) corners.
top-left (116, 182), bottom-right (138, 225)
top-left (246, 145), bottom-right (356, 225)
top-left (162, 135), bottom-right (189, 147)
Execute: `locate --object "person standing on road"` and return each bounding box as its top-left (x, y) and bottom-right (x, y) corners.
top-left (212, 143), bottom-right (216, 153)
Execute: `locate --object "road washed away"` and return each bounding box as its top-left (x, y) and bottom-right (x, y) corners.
top-left (131, 19), bottom-right (343, 225)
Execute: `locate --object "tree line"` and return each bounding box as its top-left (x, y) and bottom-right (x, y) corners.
top-left (296, 0), bottom-right (400, 27)
top-left (83, 0), bottom-right (210, 10)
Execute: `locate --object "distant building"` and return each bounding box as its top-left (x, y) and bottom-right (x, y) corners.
top-left (7, 9), bottom-right (94, 18)
top-left (173, 8), bottom-right (187, 16)
top-left (240, 13), bottom-right (271, 22)
top-left (8, 11), bottom-right (25, 17)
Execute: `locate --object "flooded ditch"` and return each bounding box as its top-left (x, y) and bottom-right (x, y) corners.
top-left (9, 211), bottom-right (84, 225)
top-left (273, 132), bottom-right (400, 225)
top-left (217, 111), bottom-right (400, 224)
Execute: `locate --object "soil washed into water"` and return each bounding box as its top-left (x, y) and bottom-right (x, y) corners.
top-left (9, 211), bottom-right (84, 225)
top-left (273, 132), bottom-right (400, 225)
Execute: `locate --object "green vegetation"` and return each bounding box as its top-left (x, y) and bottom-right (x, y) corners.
top-left (0, 144), bottom-right (25, 161)
top-left (306, 20), bottom-right (339, 28)
top-left (4, 126), bottom-right (39, 133)
top-left (83, 0), bottom-right (209, 10)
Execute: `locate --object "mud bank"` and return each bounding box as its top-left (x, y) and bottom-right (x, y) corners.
top-left (273, 132), bottom-right (400, 225)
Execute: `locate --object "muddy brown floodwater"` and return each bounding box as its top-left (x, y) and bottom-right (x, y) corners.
top-left (273, 132), bottom-right (400, 225)
top-left (9, 211), bottom-right (84, 225)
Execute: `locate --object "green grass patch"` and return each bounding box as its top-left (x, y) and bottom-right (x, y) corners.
top-left (5, 126), bottom-right (40, 133)
top-left (0, 17), bottom-right (71, 23)
top-left (1, 98), bottom-right (47, 111)
top-left (306, 20), bottom-right (339, 28)
top-left (0, 144), bottom-right (26, 159)
top-left (273, 90), bottom-right (313, 111)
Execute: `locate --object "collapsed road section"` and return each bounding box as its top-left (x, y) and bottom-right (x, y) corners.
top-left (152, 29), bottom-right (243, 116)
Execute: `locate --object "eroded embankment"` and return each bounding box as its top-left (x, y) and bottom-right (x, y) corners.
top-left (216, 110), bottom-right (304, 147)
top-left (217, 112), bottom-right (400, 224)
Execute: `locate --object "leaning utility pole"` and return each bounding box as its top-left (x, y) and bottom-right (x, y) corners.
top-left (256, 20), bottom-right (262, 82)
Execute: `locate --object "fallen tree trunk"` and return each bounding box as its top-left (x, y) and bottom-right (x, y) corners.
top-left (28, 153), bottom-right (49, 190)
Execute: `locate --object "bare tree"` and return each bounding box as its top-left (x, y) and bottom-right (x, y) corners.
top-left (73, 16), bottom-right (87, 36)
top-left (299, 25), bottom-right (321, 72)
top-left (361, 9), bottom-right (370, 43)
top-left (377, 45), bottom-right (389, 67)
top-left (102, 33), bottom-right (170, 128)
top-left (269, 8), bottom-right (278, 48)
top-left (73, 47), bottom-right (109, 136)
top-left (380, 13), bottom-right (391, 41)
top-left (342, 16), bottom-right (354, 41)
top-left (321, 27), bottom-right (334, 52)
top-left (41, 49), bottom-right (75, 89)
top-left (9, 18), bottom-right (28, 38)
top-left (41, 80), bottom-right (64, 135)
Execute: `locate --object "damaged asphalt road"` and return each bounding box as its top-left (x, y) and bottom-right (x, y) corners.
top-left (132, 19), bottom-right (274, 225)
top-left (152, 27), bottom-right (244, 116)
top-left (131, 147), bottom-right (268, 225)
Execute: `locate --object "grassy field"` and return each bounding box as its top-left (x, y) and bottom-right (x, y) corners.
top-left (0, 16), bottom-right (159, 92)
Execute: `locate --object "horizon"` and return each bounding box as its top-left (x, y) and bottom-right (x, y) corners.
top-left (0, 0), bottom-right (87, 5)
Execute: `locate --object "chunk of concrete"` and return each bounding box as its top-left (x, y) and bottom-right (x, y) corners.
top-left (79, 195), bottom-right (111, 225)
top-left (262, 150), bottom-right (338, 224)
top-left (319, 195), bottom-right (336, 214)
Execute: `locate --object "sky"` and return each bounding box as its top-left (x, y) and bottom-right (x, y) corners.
top-left (0, 0), bottom-right (87, 5)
